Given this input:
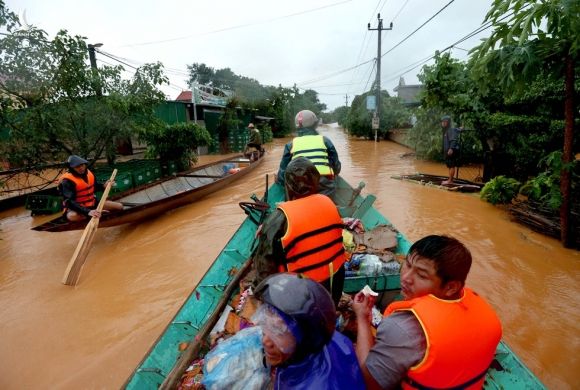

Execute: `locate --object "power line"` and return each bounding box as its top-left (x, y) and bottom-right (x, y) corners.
top-left (363, 60), bottom-right (377, 92)
top-left (378, 0), bottom-right (390, 14)
top-left (122, 0), bottom-right (352, 47)
top-left (297, 58), bottom-right (374, 86)
top-left (96, 49), bottom-right (188, 91)
top-left (381, 0), bottom-right (455, 58)
top-left (391, 0), bottom-right (411, 23)
top-left (380, 8), bottom-right (518, 85)
top-left (296, 0), bottom-right (455, 89)
top-left (368, 0), bottom-right (385, 22)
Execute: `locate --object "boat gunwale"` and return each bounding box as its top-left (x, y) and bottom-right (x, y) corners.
top-left (31, 154), bottom-right (265, 232)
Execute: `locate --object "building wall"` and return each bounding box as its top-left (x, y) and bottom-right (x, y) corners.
top-left (388, 128), bottom-right (413, 148)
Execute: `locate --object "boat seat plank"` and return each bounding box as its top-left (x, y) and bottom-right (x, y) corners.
top-left (144, 185), bottom-right (171, 202)
top-left (176, 176), bottom-right (205, 189)
top-left (159, 179), bottom-right (187, 197)
top-left (181, 176), bottom-right (204, 188)
top-left (119, 190), bottom-right (154, 204)
top-left (183, 176), bottom-right (212, 188)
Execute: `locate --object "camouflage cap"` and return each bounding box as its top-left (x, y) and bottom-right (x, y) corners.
top-left (284, 157), bottom-right (320, 199)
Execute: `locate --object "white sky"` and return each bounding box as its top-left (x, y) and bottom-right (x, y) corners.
top-left (6, 0), bottom-right (493, 111)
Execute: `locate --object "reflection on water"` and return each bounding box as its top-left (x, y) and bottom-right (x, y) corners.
top-left (0, 124), bottom-right (578, 389)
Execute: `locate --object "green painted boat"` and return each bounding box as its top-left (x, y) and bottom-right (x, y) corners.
top-left (124, 176), bottom-right (545, 389)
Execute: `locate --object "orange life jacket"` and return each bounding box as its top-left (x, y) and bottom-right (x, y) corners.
top-left (277, 194), bottom-right (345, 282)
top-left (384, 288), bottom-right (502, 390)
top-left (60, 171), bottom-right (96, 209)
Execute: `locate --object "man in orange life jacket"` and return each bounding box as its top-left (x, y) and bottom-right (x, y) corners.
top-left (276, 110), bottom-right (341, 200)
top-left (352, 235), bottom-right (502, 390)
top-left (252, 157), bottom-right (346, 305)
top-left (59, 155), bottom-right (123, 222)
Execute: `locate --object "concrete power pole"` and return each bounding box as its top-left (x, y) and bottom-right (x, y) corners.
top-left (345, 94), bottom-right (349, 107)
top-left (368, 14), bottom-right (392, 142)
top-left (88, 43), bottom-right (103, 96)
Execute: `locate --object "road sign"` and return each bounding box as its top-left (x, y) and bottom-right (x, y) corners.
top-left (366, 96), bottom-right (376, 111)
top-left (372, 116), bottom-right (379, 130)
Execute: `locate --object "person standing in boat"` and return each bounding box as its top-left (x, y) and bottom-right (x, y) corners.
top-left (441, 115), bottom-right (462, 185)
top-left (276, 109), bottom-right (341, 199)
top-left (244, 122), bottom-right (263, 161)
top-left (253, 273), bottom-right (366, 389)
top-left (252, 157), bottom-right (346, 305)
top-left (59, 155), bottom-right (123, 222)
top-left (352, 235), bottom-right (502, 390)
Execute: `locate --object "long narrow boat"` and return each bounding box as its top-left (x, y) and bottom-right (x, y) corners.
top-left (124, 176), bottom-right (545, 389)
top-left (32, 154), bottom-right (264, 232)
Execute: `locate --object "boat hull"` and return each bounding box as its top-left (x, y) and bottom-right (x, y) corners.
top-left (124, 177), bottom-right (545, 390)
top-left (32, 155), bottom-right (264, 232)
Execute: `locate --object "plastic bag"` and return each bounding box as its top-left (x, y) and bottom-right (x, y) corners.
top-left (202, 326), bottom-right (270, 390)
top-left (358, 254), bottom-right (383, 276)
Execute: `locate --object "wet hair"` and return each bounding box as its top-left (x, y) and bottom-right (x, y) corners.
top-left (408, 235), bottom-right (471, 285)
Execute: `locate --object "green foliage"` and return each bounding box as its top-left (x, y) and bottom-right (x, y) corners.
top-left (141, 122), bottom-right (212, 170)
top-left (187, 63), bottom-right (327, 135)
top-left (520, 151), bottom-right (579, 210)
top-left (480, 175), bottom-right (521, 205)
top-left (484, 113), bottom-right (563, 179)
top-left (471, 0), bottom-right (580, 93)
top-left (0, 3), bottom-right (168, 167)
top-left (259, 123), bottom-right (273, 143)
top-left (345, 91), bottom-right (409, 139)
top-left (328, 106), bottom-right (350, 126)
top-left (406, 108), bottom-right (445, 160)
top-left (419, 52), bottom-right (470, 114)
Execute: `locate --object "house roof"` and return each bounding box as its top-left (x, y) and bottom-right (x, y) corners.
top-left (175, 90), bottom-right (192, 102)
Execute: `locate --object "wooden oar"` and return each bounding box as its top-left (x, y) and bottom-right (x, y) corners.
top-left (62, 169), bottom-right (117, 286)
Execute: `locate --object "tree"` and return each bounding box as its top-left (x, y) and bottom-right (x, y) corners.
top-left (140, 122), bottom-right (212, 170)
top-left (471, 0), bottom-right (580, 247)
top-left (0, 2), bottom-right (169, 167)
top-left (345, 90), bottom-right (409, 139)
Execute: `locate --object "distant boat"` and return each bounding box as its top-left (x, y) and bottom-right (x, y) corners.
top-left (123, 176), bottom-right (545, 390)
top-left (32, 154), bottom-right (265, 232)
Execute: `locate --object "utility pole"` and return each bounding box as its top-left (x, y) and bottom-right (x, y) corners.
top-left (345, 94), bottom-right (349, 107)
top-left (368, 14), bottom-right (392, 142)
top-left (88, 43), bottom-right (103, 96)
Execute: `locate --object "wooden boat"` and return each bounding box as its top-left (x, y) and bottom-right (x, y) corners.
top-left (392, 173), bottom-right (484, 193)
top-left (124, 176), bottom-right (545, 389)
top-left (32, 154), bottom-right (265, 232)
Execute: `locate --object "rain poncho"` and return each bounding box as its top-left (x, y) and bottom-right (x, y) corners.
top-left (274, 331), bottom-right (366, 390)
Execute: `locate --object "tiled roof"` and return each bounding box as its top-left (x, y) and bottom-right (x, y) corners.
top-left (175, 91), bottom-right (192, 102)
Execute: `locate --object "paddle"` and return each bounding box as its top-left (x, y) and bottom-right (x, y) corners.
top-left (62, 169), bottom-right (117, 286)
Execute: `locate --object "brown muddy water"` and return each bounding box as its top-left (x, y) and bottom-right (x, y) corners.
top-left (1, 124), bottom-right (578, 389)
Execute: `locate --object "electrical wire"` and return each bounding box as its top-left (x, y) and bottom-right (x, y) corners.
top-left (297, 0), bottom-right (455, 87)
top-left (96, 49), bottom-right (188, 91)
top-left (380, 8), bottom-right (520, 85)
top-left (122, 0), bottom-right (352, 47)
top-left (297, 58), bottom-right (375, 86)
top-left (391, 0), bottom-right (411, 23)
top-left (363, 59), bottom-right (377, 92)
top-left (381, 0), bottom-right (455, 58)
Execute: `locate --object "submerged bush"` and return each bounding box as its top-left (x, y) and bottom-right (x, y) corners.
top-left (480, 175), bottom-right (521, 205)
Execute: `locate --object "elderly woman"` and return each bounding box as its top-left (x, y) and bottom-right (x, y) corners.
top-left (253, 273), bottom-right (365, 389)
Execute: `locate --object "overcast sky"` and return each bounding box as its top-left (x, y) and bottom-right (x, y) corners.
top-left (6, 0), bottom-right (494, 111)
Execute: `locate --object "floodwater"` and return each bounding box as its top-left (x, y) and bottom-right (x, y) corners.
top-left (1, 124), bottom-right (578, 389)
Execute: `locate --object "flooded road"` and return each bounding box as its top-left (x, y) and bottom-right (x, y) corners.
top-left (1, 124), bottom-right (578, 389)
